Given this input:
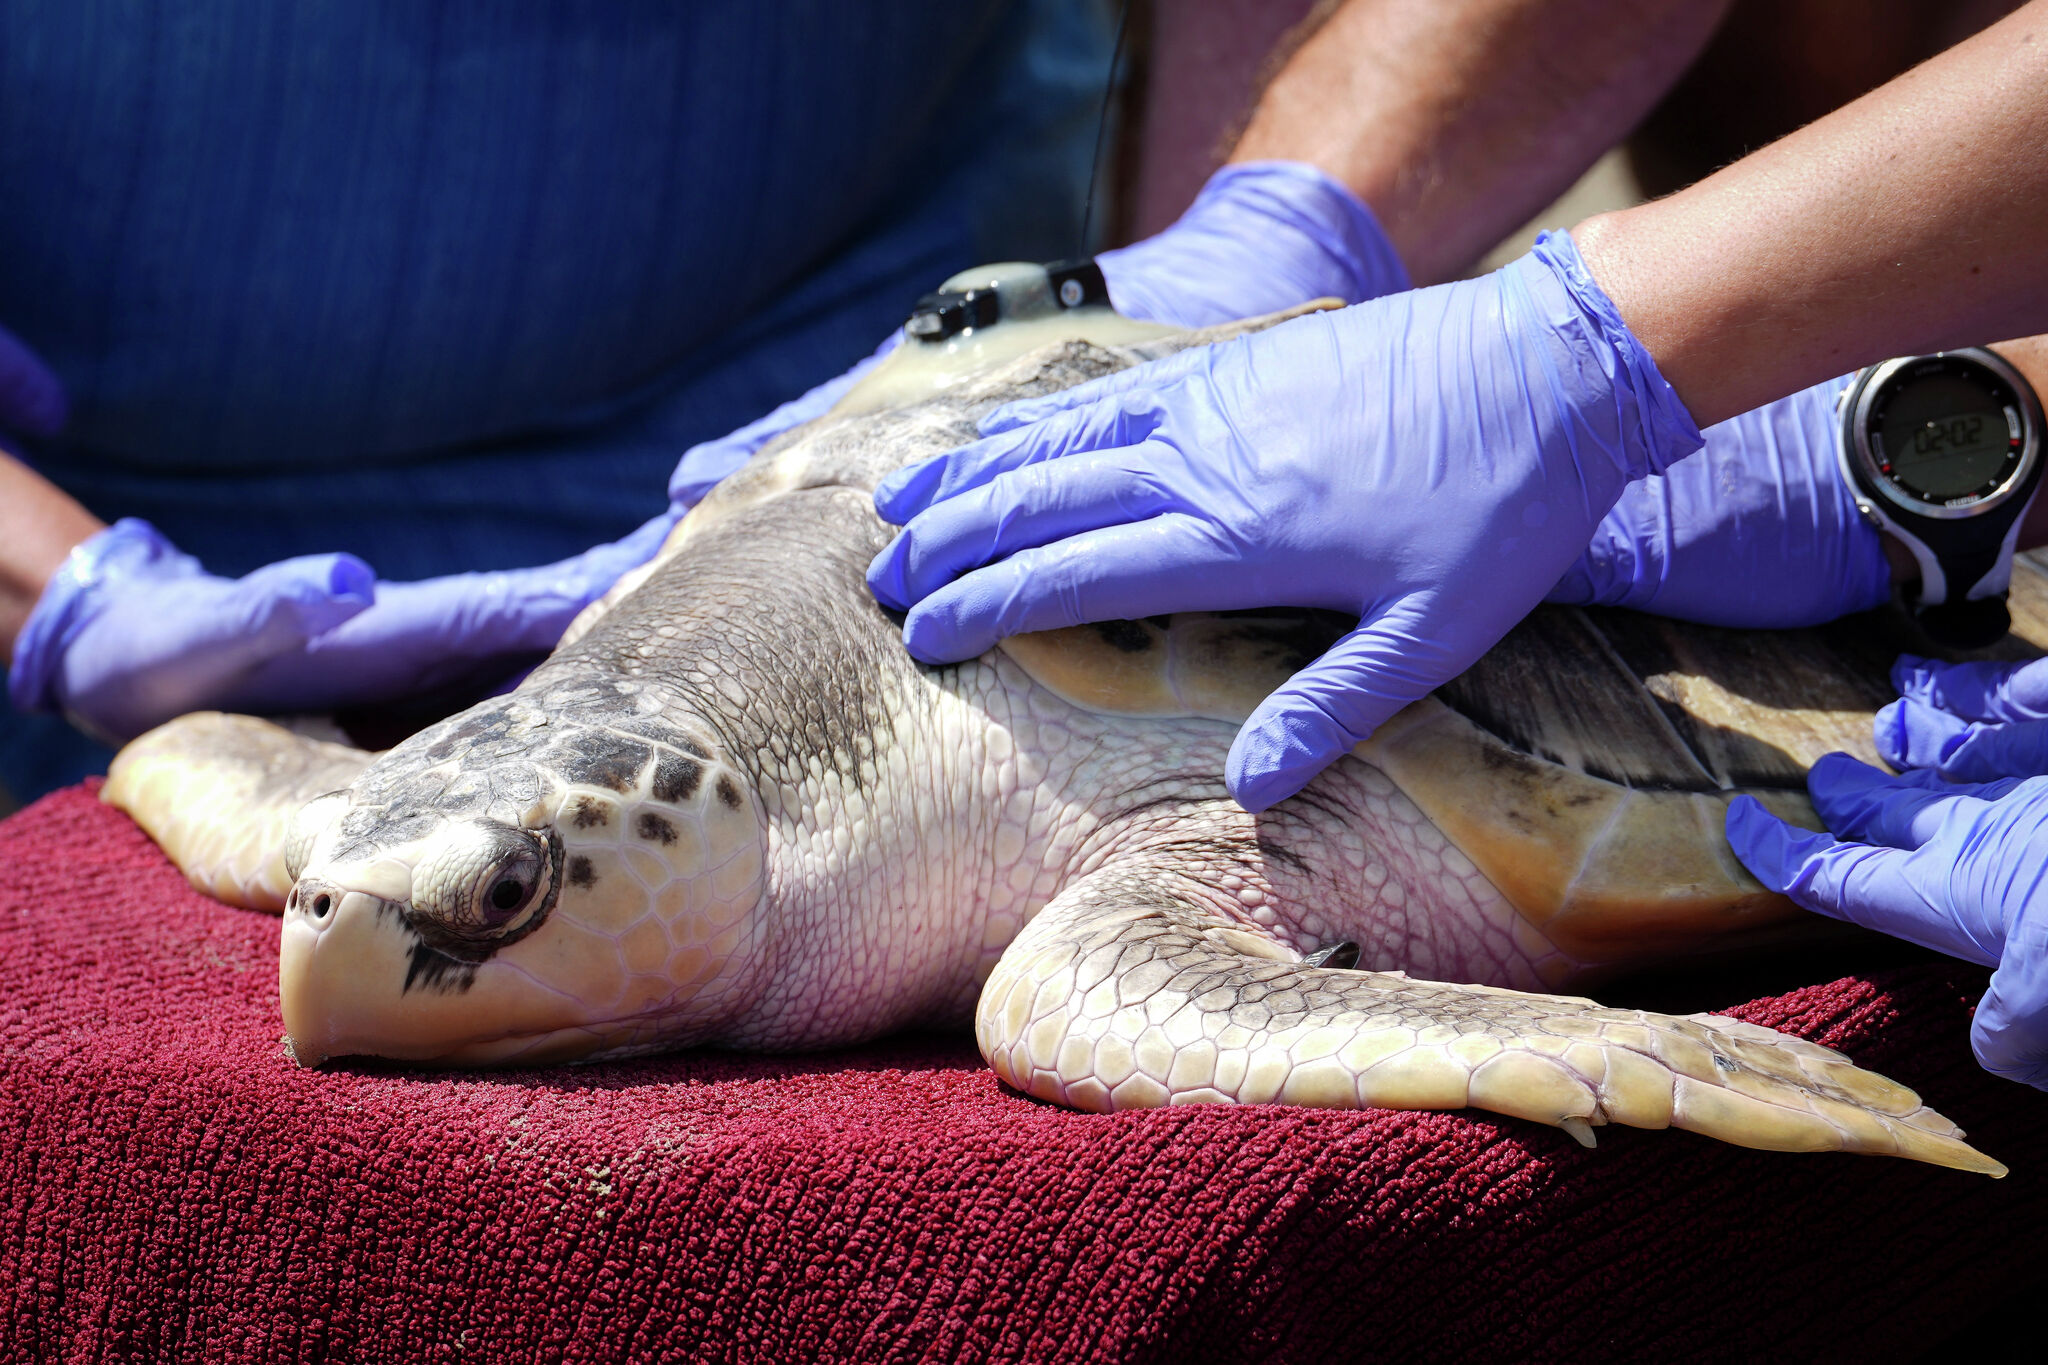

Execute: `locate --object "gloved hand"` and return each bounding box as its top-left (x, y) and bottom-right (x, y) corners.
top-left (668, 161), bottom-right (1409, 503)
top-left (1548, 376), bottom-right (1893, 628)
top-left (867, 231), bottom-right (1703, 811)
top-left (1096, 161), bottom-right (1410, 328)
top-left (0, 320), bottom-right (67, 437)
top-left (1871, 655), bottom-right (2048, 781)
top-left (9, 513), bottom-right (675, 744)
top-left (1728, 755), bottom-right (2048, 1088)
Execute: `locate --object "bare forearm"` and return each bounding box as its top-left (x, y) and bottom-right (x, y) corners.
top-left (1577, 1), bottom-right (2048, 428)
top-left (0, 451), bottom-right (102, 661)
top-left (1231, 0), bottom-right (1731, 284)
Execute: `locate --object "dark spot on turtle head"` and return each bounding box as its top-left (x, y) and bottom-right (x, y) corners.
top-left (569, 796), bottom-right (612, 829)
top-left (636, 812), bottom-right (678, 845)
top-left (568, 856), bottom-right (596, 888)
top-left (716, 775), bottom-right (742, 810)
top-left (404, 943), bottom-right (477, 995)
top-left (1093, 619), bottom-right (1154, 654)
top-left (651, 752), bottom-right (702, 804)
top-left (558, 734), bottom-right (651, 793)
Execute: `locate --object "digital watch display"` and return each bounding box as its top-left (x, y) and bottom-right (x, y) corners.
top-left (1839, 348), bottom-right (2045, 648)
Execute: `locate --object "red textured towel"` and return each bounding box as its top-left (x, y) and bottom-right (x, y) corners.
top-left (1, 783), bottom-right (2041, 1363)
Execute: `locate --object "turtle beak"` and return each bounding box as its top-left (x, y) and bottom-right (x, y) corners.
top-left (278, 868), bottom-right (601, 1068)
top-left (279, 878), bottom-right (416, 1067)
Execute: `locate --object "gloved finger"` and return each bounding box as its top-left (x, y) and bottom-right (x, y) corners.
top-left (1971, 945), bottom-right (2048, 1088)
top-left (1804, 751), bottom-right (2003, 849)
top-left (218, 553), bottom-right (378, 643)
top-left (1877, 690), bottom-right (2048, 782)
top-left (976, 345), bottom-right (1213, 437)
top-left (232, 512), bottom-right (680, 713)
top-left (1873, 696), bottom-right (1973, 771)
top-left (0, 322), bottom-right (68, 436)
top-left (1226, 605), bottom-right (1455, 813)
top-left (67, 553), bottom-right (375, 741)
top-left (1890, 655), bottom-right (2048, 723)
top-left (227, 584), bottom-right (537, 712)
top-left (893, 512), bottom-right (1249, 665)
top-left (1834, 758), bottom-right (2032, 803)
top-left (667, 332), bottom-right (903, 509)
top-left (870, 448), bottom-right (1181, 608)
top-left (874, 394), bottom-right (1168, 524)
top-left (1724, 795), bottom-right (1996, 965)
top-left (1932, 719), bottom-right (2048, 784)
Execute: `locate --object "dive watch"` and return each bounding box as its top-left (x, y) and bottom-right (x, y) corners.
top-left (1838, 347), bottom-right (2045, 648)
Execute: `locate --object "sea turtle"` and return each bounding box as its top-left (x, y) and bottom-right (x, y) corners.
top-left (103, 268), bottom-right (2017, 1176)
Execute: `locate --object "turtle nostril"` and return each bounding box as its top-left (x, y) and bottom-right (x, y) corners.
top-left (310, 893), bottom-right (333, 920)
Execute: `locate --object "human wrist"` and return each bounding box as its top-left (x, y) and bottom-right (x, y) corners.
top-left (1516, 230), bottom-right (1704, 481)
top-left (6, 519), bottom-right (189, 713)
top-left (1569, 201), bottom-right (1806, 430)
top-left (0, 452), bottom-right (104, 661)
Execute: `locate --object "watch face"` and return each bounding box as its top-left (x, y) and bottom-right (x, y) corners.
top-left (1868, 358), bottom-right (2026, 507)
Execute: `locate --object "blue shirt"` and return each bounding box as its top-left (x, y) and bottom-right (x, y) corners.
top-left (0, 0), bottom-right (1113, 801)
top-left (0, 0), bottom-right (1111, 576)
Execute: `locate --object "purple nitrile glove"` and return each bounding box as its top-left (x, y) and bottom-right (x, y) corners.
top-left (1728, 755), bottom-right (2048, 1089)
top-left (9, 519), bottom-right (377, 744)
top-left (9, 512), bottom-right (679, 744)
top-left (1095, 161), bottom-right (1410, 328)
top-left (678, 162), bottom-right (1404, 505)
top-left (220, 509), bottom-right (682, 714)
top-left (867, 231), bottom-right (1703, 812)
top-left (1873, 655), bottom-right (2048, 781)
top-left (1548, 375), bottom-right (1893, 628)
top-left (0, 321), bottom-right (67, 437)
top-left (14, 326), bottom-right (926, 745)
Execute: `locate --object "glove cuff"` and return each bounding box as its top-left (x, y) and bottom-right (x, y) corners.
top-left (1200, 160), bottom-right (1413, 303)
top-left (8, 519), bottom-right (191, 714)
top-left (1099, 160), bottom-right (1411, 328)
top-left (1522, 230), bottom-right (1705, 481)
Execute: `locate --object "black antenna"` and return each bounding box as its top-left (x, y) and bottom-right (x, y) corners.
top-left (1077, 0), bottom-right (1133, 257)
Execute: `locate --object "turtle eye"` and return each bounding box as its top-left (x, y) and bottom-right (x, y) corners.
top-left (463, 836), bottom-right (549, 937)
top-left (488, 875), bottom-right (528, 917)
top-left (406, 822), bottom-right (560, 959)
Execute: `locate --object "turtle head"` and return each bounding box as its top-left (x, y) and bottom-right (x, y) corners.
top-left (278, 686), bottom-right (768, 1067)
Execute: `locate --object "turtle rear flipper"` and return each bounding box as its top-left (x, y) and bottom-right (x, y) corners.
top-left (976, 862), bottom-right (2005, 1176)
top-left (103, 712), bottom-right (373, 911)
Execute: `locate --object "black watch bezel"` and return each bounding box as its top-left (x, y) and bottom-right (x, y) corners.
top-left (1838, 347), bottom-right (2045, 647)
top-left (1842, 350), bottom-right (2039, 519)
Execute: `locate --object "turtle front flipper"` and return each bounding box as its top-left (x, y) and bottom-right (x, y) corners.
top-left (103, 712), bottom-right (374, 911)
top-left (977, 864), bottom-right (2005, 1176)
